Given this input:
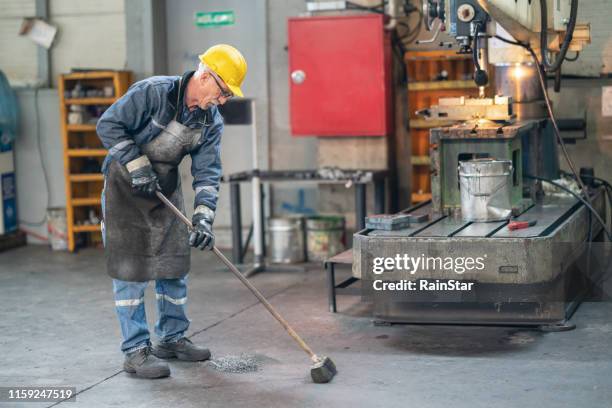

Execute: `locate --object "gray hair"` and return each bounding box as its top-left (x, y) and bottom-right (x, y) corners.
top-left (197, 62), bottom-right (210, 74)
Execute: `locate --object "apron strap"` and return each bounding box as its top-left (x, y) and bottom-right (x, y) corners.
top-left (174, 71), bottom-right (196, 122)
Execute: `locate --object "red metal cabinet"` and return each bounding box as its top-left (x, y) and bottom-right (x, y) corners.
top-left (288, 14), bottom-right (392, 137)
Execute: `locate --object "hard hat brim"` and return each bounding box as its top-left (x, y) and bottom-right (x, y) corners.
top-left (227, 83), bottom-right (243, 98)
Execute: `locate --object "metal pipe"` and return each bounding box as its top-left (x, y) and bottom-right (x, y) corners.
top-left (385, 0), bottom-right (398, 30)
top-left (477, 33), bottom-right (489, 76)
top-left (416, 21), bottom-right (442, 44)
top-left (35, 0), bottom-right (50, 87)
top-left (375, 179), bottom-right (385, 214)
top-left (476, 31), bottom-right (489, 95)
top-left (355, 184), bottom-right (367, 230)
top-left (250, 100), bottom-right (264, 266)
top-left (230, 182), bottom-right (243, 264)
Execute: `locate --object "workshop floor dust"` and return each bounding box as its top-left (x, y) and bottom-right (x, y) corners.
top-left (207, 354), bottom-right (260, 373)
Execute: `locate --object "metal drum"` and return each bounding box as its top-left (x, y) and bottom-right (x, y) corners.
top-left (267, 217), bottom-right (305, 264)
top-left (306, 216), bottom-right (345, 262)
top-left (458, 159), bottom-right (513, 222)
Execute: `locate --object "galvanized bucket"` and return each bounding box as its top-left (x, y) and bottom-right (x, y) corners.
top-left (458, 159), bottom-right (513, 222)
top-left (305, 215), bottom-right (345, 262)
top-left (267, 216), bottom-right (305, 264)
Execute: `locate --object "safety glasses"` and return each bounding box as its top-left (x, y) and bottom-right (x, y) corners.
top-left (210, 72), bottom-right (233, 99)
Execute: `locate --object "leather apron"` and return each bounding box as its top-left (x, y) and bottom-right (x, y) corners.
top-left (103, 78), bottom-right (202, 282)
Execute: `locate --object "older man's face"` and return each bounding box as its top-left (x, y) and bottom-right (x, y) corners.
top-left (188, 72), bottom-right (232, 111)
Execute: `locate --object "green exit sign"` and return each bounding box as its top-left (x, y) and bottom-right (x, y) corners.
top-left (195, 11), bottom-right (235, 27)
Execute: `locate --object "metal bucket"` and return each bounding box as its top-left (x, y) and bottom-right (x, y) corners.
top-left (305, 215), bottom-right (345, 262)
top-left (267, 216), bottom-right (305, 264)
top-left (47, 207), bottom-right (68, 251)
top-left (458, 159), bottom-right (513, 222)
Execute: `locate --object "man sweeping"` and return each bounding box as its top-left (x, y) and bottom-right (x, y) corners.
top-left (96, 44), bottom-right (247, 379)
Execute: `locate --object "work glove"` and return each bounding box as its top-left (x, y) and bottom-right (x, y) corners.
top-left (126, 155), bottom-right (160, 197)
top-left (189, 208), bottom-right (215, 250)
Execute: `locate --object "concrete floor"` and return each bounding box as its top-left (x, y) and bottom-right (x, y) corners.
top-left (1, 245), bottom-right (611, 408)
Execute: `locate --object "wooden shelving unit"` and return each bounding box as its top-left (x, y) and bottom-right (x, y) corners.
top-left (405, 50), bottom-right (488, 204)
top-left (66, 124), bottom-right (97, 132)
top-left (58, 70), bottom-right (132, 251)
top-left (65, 97), bottom-right (117, 105)
top-left (69, 174), bottom-right (105, 182)
top-left (67, 149), bottom-right (109, 157)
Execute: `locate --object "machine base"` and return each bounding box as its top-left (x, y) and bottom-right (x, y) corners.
top-left (353, 190), bottom-right (606, 326)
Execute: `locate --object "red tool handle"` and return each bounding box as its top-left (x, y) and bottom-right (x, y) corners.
top-left (508, 220), bottom-right (537, 231)
top-left (508, 221), bottom-right (529, 231)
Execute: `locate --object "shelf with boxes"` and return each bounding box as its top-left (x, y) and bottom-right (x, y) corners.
top-left (58, 70), bottom-right (132, 251)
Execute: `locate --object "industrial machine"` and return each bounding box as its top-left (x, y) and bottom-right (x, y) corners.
top-left (352, 0), bottom-right (607, 328)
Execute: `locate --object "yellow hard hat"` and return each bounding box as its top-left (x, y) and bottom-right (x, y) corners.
top-left (199, 44), bottom-right (247, 97)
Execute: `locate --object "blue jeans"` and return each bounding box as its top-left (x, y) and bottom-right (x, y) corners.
top-left (113, 277), bottom-right (190, 354)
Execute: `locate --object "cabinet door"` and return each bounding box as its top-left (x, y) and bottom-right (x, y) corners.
top-left (288, 14), bottom-right (391, 137)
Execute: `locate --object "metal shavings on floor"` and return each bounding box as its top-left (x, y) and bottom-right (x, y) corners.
top-left (208, 354), bottom-right (260, 373)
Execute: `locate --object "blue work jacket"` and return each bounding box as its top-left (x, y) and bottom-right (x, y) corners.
top-left (96, 72), bottom-right (223, 211)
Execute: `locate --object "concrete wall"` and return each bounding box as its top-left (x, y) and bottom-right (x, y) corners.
top-left (564, 1), bottom-right (612, 76)
top-left (7, 0), bottom-right (128, 244)
top-left (164, 0), bottom-right (268, 247)
top-left (0, 0), bottom-right (127, 86)
top-left (49, 0), bottom-right (126, 85)
top-left (266, 0), bottom-right (320, 217)
top-left (267, 0), bottom-right (318, 171)
top-left (0, 0), bottom-right (38, 86)
top-left (13, 89), bottom-right (65, 242)
top-left (125, 0), bottom-right (167, 80)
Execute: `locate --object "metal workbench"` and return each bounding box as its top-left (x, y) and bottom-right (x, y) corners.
top-left (223, 169), bottom-right (388, 265)
top-left (353, 189), bottom-right (607, 327)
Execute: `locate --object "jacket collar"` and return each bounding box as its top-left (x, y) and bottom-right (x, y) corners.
top-left (171, 71), bottom-right (211, 126)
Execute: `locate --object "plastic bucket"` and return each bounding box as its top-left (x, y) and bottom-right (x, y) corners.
top-left (47, 207), bottom-right (68, 251)
top-left (305, 215), bottom-right (345, 262)
top-left (267, 216), bottom-right (305, 264)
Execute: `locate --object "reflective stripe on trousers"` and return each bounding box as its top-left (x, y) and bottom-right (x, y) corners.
top-left (112, 276), bottom-right (190, 353)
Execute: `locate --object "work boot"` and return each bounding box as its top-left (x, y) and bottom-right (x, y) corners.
top-left (152, 337), bottom-right (211, 362)
top-left (123, 346), bottom-right (171, 379)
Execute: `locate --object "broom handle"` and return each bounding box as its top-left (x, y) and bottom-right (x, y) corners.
top-left (155, 191), bottom-right (318, 361)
